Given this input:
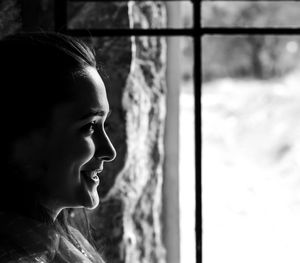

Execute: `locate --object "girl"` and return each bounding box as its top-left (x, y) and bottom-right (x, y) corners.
top-left (0, 32), bottom-right (116, 262)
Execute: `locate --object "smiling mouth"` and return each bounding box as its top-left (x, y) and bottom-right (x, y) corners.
top-left (81, 170), bottom-right (102, 186)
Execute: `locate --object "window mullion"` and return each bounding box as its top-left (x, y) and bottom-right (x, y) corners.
top-left (63, 28), bottom-right (195, 37)
top-left (194, 1), bottom-right (201, 263)
top-left (201, 27), bottom-right (300, 35)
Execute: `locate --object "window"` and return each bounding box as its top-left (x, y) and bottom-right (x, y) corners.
top-left (202, 1), bottom-right (300, 263)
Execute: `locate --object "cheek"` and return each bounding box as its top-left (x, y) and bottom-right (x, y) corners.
top-left (73, 137), bottom-right (95, 165)
top-left (43, 138), bottom-right (95, 191)
top-left (46, 136), bottom-right (95, 172)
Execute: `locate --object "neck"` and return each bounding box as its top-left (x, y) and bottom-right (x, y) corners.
top-left (39, 200), bottom-right (64, 222)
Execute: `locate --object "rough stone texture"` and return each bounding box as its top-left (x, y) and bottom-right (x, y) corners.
top-left (131, 1), bottom-right (166, 29)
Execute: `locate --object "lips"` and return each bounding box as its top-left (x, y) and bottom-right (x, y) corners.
top-left (81, 169), bottom-right (101, 186)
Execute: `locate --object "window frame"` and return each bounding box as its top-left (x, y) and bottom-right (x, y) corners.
top-left (54, 1), bottom-right (201, 263)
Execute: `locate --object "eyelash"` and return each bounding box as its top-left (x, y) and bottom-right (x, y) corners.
top-left (82, 121), bottom-right (97, 135)
top-left (82, 121), bottom-right (111, 136)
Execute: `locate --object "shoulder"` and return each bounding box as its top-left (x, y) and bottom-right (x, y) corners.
top-left (0, 239), bottom-right (52, 263)
top-left (67, 225), bottom-right (94, 253)
top-left (67, 226), bottom-right (105, 263)
top-left (0, 212), bottom-right (59, 263)
top-left (67, 225), bottom-right (87, 243)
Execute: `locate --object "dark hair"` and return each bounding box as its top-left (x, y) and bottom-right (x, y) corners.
top-left (0, 31), bottom-right (96, 138)
top-left (0, 32), bottom-right (98, 245)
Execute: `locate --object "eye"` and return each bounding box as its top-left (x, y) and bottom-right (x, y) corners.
top-left (81, 121), bottom-right (97, 135)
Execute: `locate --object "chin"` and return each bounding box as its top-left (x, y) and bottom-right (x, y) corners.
top-left (82, 191), bottom-right (100, 209)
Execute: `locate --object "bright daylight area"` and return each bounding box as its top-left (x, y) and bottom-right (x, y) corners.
top-left (180, 81), bottom-right (195, 263)
top-left (177, 1), bottom-right (195, 263)
top-left (202, 2), bottom-right (300, 263)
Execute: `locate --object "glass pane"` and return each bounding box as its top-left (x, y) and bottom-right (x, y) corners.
top-left (179, 36), bottom-right (195, 263)
top-left (68, 1), bottom-right (193, 29)
top-left (202, 1), bottom-right (300, 27)
top-left (202, 35), bottom-right (300, 263)
top-left (179, 1), bottom-right (193, 28)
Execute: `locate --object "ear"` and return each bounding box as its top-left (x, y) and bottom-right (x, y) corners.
top-left (12, 129), bottom-right (48, 179)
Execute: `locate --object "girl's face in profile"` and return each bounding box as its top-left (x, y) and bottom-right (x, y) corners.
top-left (40, 66), bottom-right (116, 212)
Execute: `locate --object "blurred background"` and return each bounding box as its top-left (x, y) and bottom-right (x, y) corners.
top-left (202, 1), bottom-right (300, 263)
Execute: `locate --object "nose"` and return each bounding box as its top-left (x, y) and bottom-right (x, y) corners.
top-left (94, 130), bottom-right (117, 162)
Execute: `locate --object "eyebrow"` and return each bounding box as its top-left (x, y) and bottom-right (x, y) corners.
top-left (79, 109), bottom-right (111, 121)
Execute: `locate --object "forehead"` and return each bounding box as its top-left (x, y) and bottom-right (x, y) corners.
top-left (52, 67), bottom-right (109, 122)
top-left (72, 67), bottom-right (108, 108)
